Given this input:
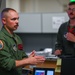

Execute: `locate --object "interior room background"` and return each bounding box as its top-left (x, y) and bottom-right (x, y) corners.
top-left (0, 0), bottom-right (69, 53)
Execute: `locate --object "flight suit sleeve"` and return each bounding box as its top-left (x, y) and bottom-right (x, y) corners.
top-left (0, 40), bottom-right (16, 71)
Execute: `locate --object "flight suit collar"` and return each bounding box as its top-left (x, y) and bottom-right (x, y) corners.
top-left (1, 26), bottom-right (16, 38)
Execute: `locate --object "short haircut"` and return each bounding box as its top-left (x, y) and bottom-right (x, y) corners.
top-left (1, 8), bottom-right (17, 18)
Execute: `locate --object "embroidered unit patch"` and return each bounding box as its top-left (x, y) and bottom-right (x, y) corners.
top-left (0, 40), bottom-right (3, 50)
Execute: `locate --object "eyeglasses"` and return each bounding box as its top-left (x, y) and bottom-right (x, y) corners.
top-left (67, 8), bottom-right (75, 11)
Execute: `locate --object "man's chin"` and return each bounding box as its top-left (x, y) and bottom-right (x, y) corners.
top-left (13, 28), bottom-right (18, 31)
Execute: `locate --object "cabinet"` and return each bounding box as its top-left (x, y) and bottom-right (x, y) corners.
top-left (42, 13), bottom-right (69, 33)
top-left (15, 13), bottom-right (42, 33)
top-left (15, 13), bottom-right (69, 33)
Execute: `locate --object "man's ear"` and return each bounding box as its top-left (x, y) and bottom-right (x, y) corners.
top-left (2, 18), bottom-right (6, 25)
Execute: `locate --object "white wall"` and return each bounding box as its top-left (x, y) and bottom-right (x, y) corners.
top-left (6, 0), bottom-right (69, 13)
top-left (6, 0), bottom-right (20, 12)
top-left (20, 0), bottom-right (65, 13)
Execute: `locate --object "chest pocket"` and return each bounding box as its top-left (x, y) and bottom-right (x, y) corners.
top-left (12, 37), bottom-right (23, 50)
top-left (11, 37), bottom-right (23, 59)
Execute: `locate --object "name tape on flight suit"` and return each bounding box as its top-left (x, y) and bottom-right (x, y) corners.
top-left (0, 40), bottom-right (3, 50)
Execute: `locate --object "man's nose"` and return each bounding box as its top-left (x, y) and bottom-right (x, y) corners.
top-left (16, 19), bottom-right (19, 23)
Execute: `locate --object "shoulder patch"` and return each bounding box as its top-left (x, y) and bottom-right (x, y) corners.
top-left (0, 40), bottom-right (3, 50)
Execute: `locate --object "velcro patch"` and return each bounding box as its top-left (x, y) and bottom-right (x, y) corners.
top-left (0, 40), bottom-right (3, 50)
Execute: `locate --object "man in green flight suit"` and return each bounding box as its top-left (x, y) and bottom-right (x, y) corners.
top-left (0, 8), bottom-right (45, 75)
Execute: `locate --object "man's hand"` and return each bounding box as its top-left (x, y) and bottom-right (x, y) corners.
top-left (65, 32), bottom-right (75, 42)
top-left (27, 56), bottom-right (45, 65)
top-left (29, 50), bottom-right (36, 57)
top-left (54, 49), bottom-right (62, 56)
